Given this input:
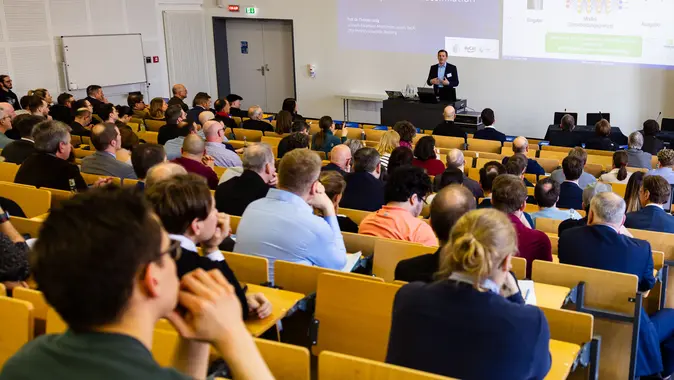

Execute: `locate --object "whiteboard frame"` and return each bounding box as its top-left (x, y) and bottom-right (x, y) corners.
top-left (61, 33), bottom-right (149, 91)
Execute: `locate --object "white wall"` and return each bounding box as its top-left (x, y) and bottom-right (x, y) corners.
top-left (202, 0), bottom-right (674, 139)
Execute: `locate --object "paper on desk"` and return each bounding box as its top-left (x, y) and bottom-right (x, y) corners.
top-left (518, 280), bottom-right (537, 306)
top-left (342, 252), bottom-right (362, 272)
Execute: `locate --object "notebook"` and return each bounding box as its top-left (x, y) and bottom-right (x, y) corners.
top-left (517, 280), bottom-right (537, 306)
top-left (342, 252), bottom-right (363, 272)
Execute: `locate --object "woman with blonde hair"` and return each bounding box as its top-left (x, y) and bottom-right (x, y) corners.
top-left (376, 130), bottom-right (400, 170)
top-left (148, 97), bottom-right (168, 120)
top-left (27, 88), bottom-right (52, 105)
top-left (386, 208), bottom-right (551, 379)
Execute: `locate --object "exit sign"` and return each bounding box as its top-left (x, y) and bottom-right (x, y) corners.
top-left (228, 5), bottom-right (240, 12)
top-left (245, 7), bottom-right (256, 14)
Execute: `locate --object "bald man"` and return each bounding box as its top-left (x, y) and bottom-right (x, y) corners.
top-left (395, 185), bottom-right (476, 282)
top-left (241, 105), bottom-right (273, 133)
top-left (433, 148), bottom-right (483, 199)
top-left (322, 144), bottom-right (352, 176)
top-left (145, 162), bottom-right (187, 188)
top-left (432, 105), bottom-right (466, 139)
top-left (168, 84), bottom-right (189, 112)
top-left (203, 120), bottom-right (242, 168)
top-left (502, 136), bottom-right (545, 176)
top-left (171, 134), bottom-right (219, 189)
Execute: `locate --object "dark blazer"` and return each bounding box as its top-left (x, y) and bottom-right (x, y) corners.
top-left (49, 104), bottom-right (73, 125)
top-left (473, 127), bottom-right (506, 143)
top-left (168, 96), bottom-right (189, 113)
top-left (548, 131), bottom-right (584, 148)
top-left (0, 89), bottom-right (20, 109)
top-left (395, 248), bottom-right (440, 283)
top-left (625, 206), bottom-right (674, 233)
top-left (229, 107), bottom-right (248, 118)
top-left (502, 156), bottom-right (545, 176)
top-left (215, 170), bottom-right (270, 217)
top-left (176, 248), bottom-right (249, 320)
top-left (277, 135), bottom-right (293, 159)
top-left (241, 119), bottom-right (273, 133)
top-left (557, 182), bottom-right (583, 210)
top-left (70, 122), bottom-right (91, 137)
top-left (386, 281), bottom-right (550, 379)
top-left (558, 216), bottom-right (587, 236)
top-left (158, 123), bottom-right (180, 145)
top-left (321, 163), bottom-right (347, 177)
top-left (433, 172), bottom-right (483, 199)
top-left (85, 97), bottom-right (104, 117)
top-left (426, 63), bottom-right (459, 88)
top-left (585, 136), bottom-right (617, 151)
top-left (340, 172), bottom-right (385, 212)
top-left (432, 121), bottom-right (466, 139)
top-left (643, 135), bottom-right (665, 156)
top-left (14, 152), bottom-right (87, 191)
top-left (214, 113), bottom-right (237, 133)
top-left (1, 139), bottom-right (36, 164)
top-left (187, 106), bottom-right (206, 125)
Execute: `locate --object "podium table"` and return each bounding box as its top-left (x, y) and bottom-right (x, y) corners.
top-left (381, 98), bottom-right (480, 133)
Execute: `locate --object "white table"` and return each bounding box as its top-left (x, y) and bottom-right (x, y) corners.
top-left (335, 93), bottom-right (388, 122)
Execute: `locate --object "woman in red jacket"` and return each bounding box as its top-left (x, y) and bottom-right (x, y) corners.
top-left (412, 136), bottom-right (445, 176)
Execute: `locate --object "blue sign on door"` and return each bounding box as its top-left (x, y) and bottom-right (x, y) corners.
top-left (240, 41), bottom-right (248, 54)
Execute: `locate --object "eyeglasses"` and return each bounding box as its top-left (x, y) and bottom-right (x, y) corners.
top-left (162, 239), bottom-right (182, 261)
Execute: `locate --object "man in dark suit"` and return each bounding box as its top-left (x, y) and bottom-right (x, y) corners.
top-left (84, 85), bottom-right (108, 117)
top-left (395, 185), bottom-right (475, 283)
top-left (477, 161), bottom-right (506, 209)
top-left (557, 155), bottom-right (584, 210)
top-left (473, 108), bottom-right (506, 143)
top-left (426, 50), bottom-right (459, 101)
top-left (241, 106), bottom-right (273, 133)
top-left (625, 175), bottom-right (674, 233)
top-left (227, 94), bottom-right (247, 118)
top-left (213, 98), bottom-right (237, 133)
top-left (502, 136), bottom-right (545, 176)
top-left (80, 123), bottom-right (137, 180)
top-left (433, 149), bottom-right (483, 199)
top-left (215, 143), bottom-right (276, 216)
top-left (321, 145), bottom-right (351, 177)
top-left (433, 106), bottom-right (466, 139)
top-left (167, 84), bottom-right (189, 112)
top-left (1, 114), bottom-right (43, 164)
top-left (341, 148), bottom-right (384, 212)
top-left (70, 108), bottom-right (92, 138)
top-left (158, 105), bottom-right (185, 146)
top-left (585, 119), bottom-right (617, 151)
top-left (186, 92), bottom-right (211, 126)
top-left (559, 191), bottom-right (674, 377)
top-left (549, 114), bottom-right (583, 148)
top-left (558, 182), bottom-right (613, 235)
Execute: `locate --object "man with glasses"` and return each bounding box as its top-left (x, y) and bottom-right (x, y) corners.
top-left (359, 165), bottom-right (437, 246)
top-left (0, 75), bottom-right (20, 109)
top-left (203, 120), bottom-right (241, 168)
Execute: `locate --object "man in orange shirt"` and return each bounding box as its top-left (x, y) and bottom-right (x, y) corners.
top-left (359, 165), bottom-right (438, 246)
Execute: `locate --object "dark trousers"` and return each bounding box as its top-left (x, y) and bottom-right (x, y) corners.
top-left (652, 308), bottom-right (674, 375)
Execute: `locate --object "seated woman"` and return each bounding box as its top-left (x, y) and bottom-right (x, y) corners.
top-left (274, 110), bottom-right (293, 135)
top-left (386, 208), bottom-right (551, 379)
top-left (412, 136), bottom-right (445, 176)
top-left (0, 206), bottom-right (30, 294)
top-left (624, 171), bottom-right (645, 213)
top-left (585, 119), bottom-right (617, 151)
top-left (376, 130), bottom-right (400, 170)
top-left (319, 171), bottom-right (358, 233)
top-left (148, 97), bottom-right (168, 121)
top-left (311, 116), bottom-right (347, 155)
top-left (600, 151), bottom-right (631, 184)
top-left (642, 119), bottom-right (664, 156)
top-left (392, 121), bottom-right (416, 150)
top-left (386, 146), bottom-right (414, 178)
top-left (281, 98), bottom-right (304, 121)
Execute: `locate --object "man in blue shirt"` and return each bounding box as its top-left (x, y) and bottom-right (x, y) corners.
top-left (550, 147), bottom-right (598, 189)
top-left (530, 177), bottom-right (582, 228)
top-left (426, 50), bottom-right (459, 100)
top-left (234, 149), bottom-right (347, 283)
top-left (648, 149), bottom-right (674, 185)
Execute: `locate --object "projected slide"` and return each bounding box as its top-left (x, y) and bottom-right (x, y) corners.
top-left (337, 0), bottom-right (501, 59)
top-left (503, 0), bottom-right (674, 67)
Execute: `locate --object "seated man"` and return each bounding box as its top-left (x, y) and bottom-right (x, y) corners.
top-left (146, 174), bottom-right (270, 321)
top-left (215, 143), bottom-right (276, 216)
top-left (434, 149), bottom-right (483, 199)
top-left (359, 165), bottom-right (437, 246)
top-left (81, 123), bottom-right (138, 180)
top-left (530, 177), bottom-right (582, 228)
top-left (505, 153), bottom-right (534, 187)
top-left (549, 114), bottom-right (583, 148)
top-left (172, 134), bottom-right (219, 189)
top-left (432, 106), bottom-right (466, 138)
top-left (502, 137), bottom-right (545, 176)
top-left (340, 147), bottom-right (384, 212)
top-left (558, 191), bottom-right (673, 378)
top-left (395, 185), bottom-right (475, 283)
top-left (213, 98), bottom-right (237, 132)
top-left (648, 149), bottom-right (674, 185)
top-left (625, 175), bottom-right (674, 233)
top-left (0, 107), bottom-right (13, 148)
top-left (1, 114), bottom-right (42, 164)
top-left (492, 174), bottom-right (552, 278)
top-left (0, 186), bottom-right (274, 380)
top-left (557, 182), bottom-right (623, 236)
top-left (241, 106), bottom-right (273, 133)
top-left (168, 84), bottom-right (189, 112)
top-left (127, 92), bottom-right (149, 119)
top-left (227, 94), bottom-right (246, 118)
top-left (472, 108), bottom-right (505, 143)
top-left (626, 131), bottom-right (652, 169)
top-left (557, 155), bottom-right (584, 210)
top-left (158, 105), bottom-right (185, 145)
top-left (234, 149), bottom-right (347, 283)
top-left (186, 92), bottom-right (211, 125)
top-left (477, 161), bottom-right (506, 209)
top-left (130, 143), bottom-right (166, 189)
top-left (203, 120), bottom-right (241, 168)
top-left (70, 108), bottom-right (92, 137)
top-left (321, 144), bottom-right (351, 176)
top-left (550, 147), bottom-right (597, 189)
top-left (14, 120), bottom-right (87, 192)
top-left (145, 162), bottom-right (187, 189)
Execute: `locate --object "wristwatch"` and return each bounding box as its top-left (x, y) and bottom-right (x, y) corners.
top-left (0, 210), bottom-right (9, 224)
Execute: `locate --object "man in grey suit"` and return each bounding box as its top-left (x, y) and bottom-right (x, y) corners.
top-left (626, 131), bottom-right (652, 170)
top-left (81, 122), bottom-right (137, 180)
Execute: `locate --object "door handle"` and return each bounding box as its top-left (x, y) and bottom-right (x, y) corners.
top-left (255, 65), bottom-right (265, 76)
top-left (265, 64), bottom-right (270, 72)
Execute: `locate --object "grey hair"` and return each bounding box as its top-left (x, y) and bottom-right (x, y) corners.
top-left (33, 120), bottom-right (71, 153)
top-left (582, 182), bottom-right (612, 208)
top-left (243, 143), bottom-right (274, 172)
top-left (446, 148), bottom-right (465, 169)
top-left (628, 131), bottom-right (644, 150)
top-left (343, 139), bottom-right (364, 156)
top-left (249, 106), bottom-right (263, 119)
top-left (590, 192), bottom-right (626, 225)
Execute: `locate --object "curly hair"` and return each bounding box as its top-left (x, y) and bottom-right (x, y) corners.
top-left (384, 165), bottom-right (432, 204)
top-left (392, 121), bottom-right (417, 143)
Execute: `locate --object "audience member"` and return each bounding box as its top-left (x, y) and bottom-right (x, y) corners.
top-left (648, 149), bottom-right (674, 184)
top-left (625, 131), bottom-right (652, 169)
top-left (530, 178), bottom-right (582, 228)
top-left (211, 98), bottom-right (235, 130)
top-left (1, 114), bottom-right (42, 164)
top-left (49, 93), bottom-right (74, 124)
top-left (343, 139), bottom-right (364, 157)
top-left (274, 110), bottom-right (293, 135)
top-left (158, 105), bottom-right (186, 146)
top-left (394, 185), bottom-right (476, 283)
top-left (392, 121), bottom-right (416, 149)
top-left (434, 149), bottom-right (483, 198)
top-left (412, 136), bottom-right (445, 176)
top-left (85, 85), bottom-right (108, 116)
top-left (0, 205), bottom-right (29, 291)
top-left (477, 167), bottom-right (502, 209)
top-left (26, 95), bottom-right (49, 118)
top-left (115, 106), bottom-right (139, 158)
top-left (558, 191), bottom-right (674, 377)
top-left (99, 103), bottom-right (119, 125)
top-left (0, 107), bottom-right (13, 148)
top-left (321, 144), bottom-right (351, 176)
top-left (585, 119), bottom-right (617, 151)
top-left (145, 162), bottom-right (187, 189)
top-left (277, 120), bottom-right (309, 159)
top-left (168, 84), bottom-right (189, 112)
top-left (319, 171), bottom-right (359, 233)
top-left (599, 151), bottom-right (631, 184)
top-left (359, 165), bottom-right (437, 246)
top-left (281, 97), bottom-right (303, 121)
top-left (557, 182), bottom-right (613, 236)
top-left (172, 134), bottom-right (218, 189)
top-left (625, 175), bottom-right (674, 233)
top-left (198, 111), bottom-right (215, 127)
top-left (81, 123), bottom-right (137, 179)
top-left (376, 130), bottom-right (400, 170)
top-left (502, 136), bottom-right (545, 175)
top-left (14, 120), bottom-right (86, 191)
top-left (386, 208), bottom-right (550, 379)
top-left (473, 108), bottom-right (505, 143)
top-left (187, 92), bottom-right (211, 125)
top-left (241, 106), bottom-right (273, 133)
top-left (433, 106), bottom-right (466, 138)
top-left (73, 98), bottom-right (93, 114)
top-left (492, 174), bottom-right (552, 277)
top-left (27, 88), bottom-right (52, 105)
top-left (625, 171), bottom-right (646, 213)
top-left (215, 143), bottom-right (275, 216)
top-left (0, 102), bottom-right (16, 121)
top-left (549, 147), bottom-right (597, 189)
top-left (642, 119), bottom-right (665, 155)
top-left (203, 120), bottom-right (242, 168)
top-left (127, 93), bottom-right (149, 119)
top-left (434, 167), bottom-right (463, 190)
top-left (557, 155), bottom-right (584, 209)
top-left (341, 147), bottom-right (384, 212)
top-left (147, 97), bottom-right (167, 120)
top-left (0, 75), bottom-right (20, 109)
top-left (312, 116), bottom-right (347, 155)
top-left (130, 144), bottom-right (166, 188)
top-left (505, 153), bottom-right (533, 187)
top-left (235, 149), bottom-right (347, 283)
top-left (226, 94), bottom-right (246, 118)
top-left (549, 114), bottom-right (582, 148)
top-left (386, 146), bottom-right (414, 176)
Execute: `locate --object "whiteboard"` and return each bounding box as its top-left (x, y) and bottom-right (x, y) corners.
top-left (62, 34), bottom-right (147, 90)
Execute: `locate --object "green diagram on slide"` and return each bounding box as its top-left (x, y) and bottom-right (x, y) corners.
top-left (546, 34), bottom-right (642, 58)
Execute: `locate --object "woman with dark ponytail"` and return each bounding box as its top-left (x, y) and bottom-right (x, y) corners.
top-left (386, 209), bottom-right (552, 379)
top-left (600, 151), bottom-right (632, 184)
top-left (311, 115), bottom-right (347, 155)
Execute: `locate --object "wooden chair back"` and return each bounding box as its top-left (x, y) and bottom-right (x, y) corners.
top-left (586, 155), bottom-right (613, 170)
top-left (432, 136), bottom-right (465, 150)
top-left (233, 128), bottom-right (264, 142)
top-left (144, 119), bottom-right (166, 132)
top-left (609, 182), bottom-right (627, 198)
top-left (43, 187), bottom-right (74, 207)
top-left (0, 296), bottom-right (34, 367)
top-left (319, 351), bottom-right (452, 380)
top-left (511, 256), bottom-right (527, 279)
top-left (9, 216), bottom-right (42, 238)
top-left (46, 307), bottom-right (67, 334)
top-left (533, 157), bottom-right (560, 173)
top-left (339, 208), bottom-right (372, 225)
top-left (230, 215), bottom-right (241, 233)
top-left (222, 251), bottom-right (269, 285)
top-left (73, 148), bottom-right (95, 158)
top-left (584, 163), bottom-right (604, 178)
top-left (472, 151), bottom-right (503, 160)
top-left (535, 217), bottom-right (563, 234)
top-left (342, 232), bottom-right (379, 256)
top-left (313, 273), bottom-right (402, 361)
top-left (137, 131), bottom-right (159, 144)
top-left (585, 149), bottom-right (614, 157)
top-left (0, 182), bottom-right (51, 218)
top-left (373, 239), bottom-right (433, 282)
top-left (0, 283), bottom-right (4, 296)
top-left (274, 260), bottom-right (383, 296)
top-left (213, 166), bottom-right (227, 179)
top-left (344, 127), bottom-right (364, 140)
top-left (364, 129), bottom-right (387, 142)
top-left (539, 150), bottom-right (569, 161)
top-left (540, 307), bottom-right (594, 380)
top-left (542, 145), bottom-right (574, 153)
top-left (80, 173), bottom-right (108, 186)
top-left (466, 138), bottom-right (501, 154)
top-left (13, 287), bottom-right (49, 335)
top-left (261, 136), bottom-right (282, 146)
top-left (629, 229), bottom-right (674, 307)
top-left (0, 162), bottom-right (20, 182)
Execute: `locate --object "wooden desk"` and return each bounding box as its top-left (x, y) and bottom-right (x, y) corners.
top-left (535, 283), bottom-right (570, 309)
top-left (244, 284), bottom-right (304, 337)
top-left (546, 339), bottom-right (581, 379)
